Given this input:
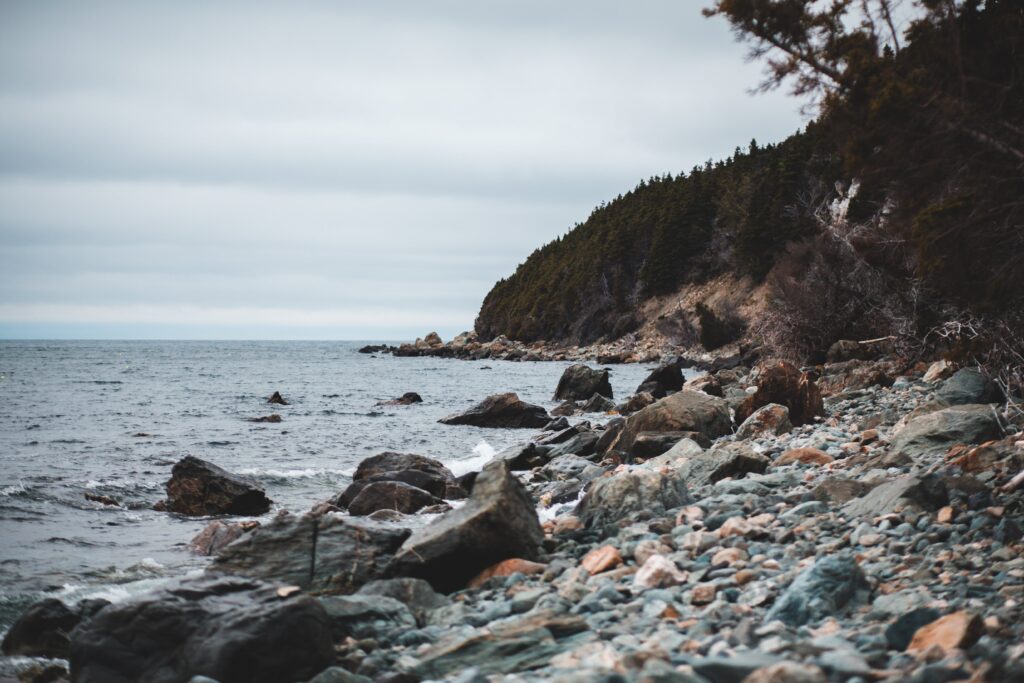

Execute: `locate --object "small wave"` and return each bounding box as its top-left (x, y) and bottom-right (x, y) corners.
top-left (537, 486), bottom-right (586, 523)
top-left (51, 439), bottom-right (86, 444)
top-left (206, 441), bottom-right (234, 447)
top-left (0, 482), bottom-right (30, 497)
top-left (84, 478), bottom-right (160, 492)
top-left (446, 441), bottom-right (496, 478)
top-left (236, 467), bottom-right (353, 482)
top-left (73, 380), bottom-right (124, 385)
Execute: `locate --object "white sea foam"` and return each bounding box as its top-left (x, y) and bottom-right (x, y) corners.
top-left (446, 441), bottom-right (496, 477)
top-left (537, 486), bottom-right (586, 523)
top-left (236, 467), bottom-right (350, 480)
top-left (0, 482), bottom-right (29, 497)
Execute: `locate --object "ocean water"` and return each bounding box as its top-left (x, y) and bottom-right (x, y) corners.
top-left (0, 340), bottom-right (658, 633)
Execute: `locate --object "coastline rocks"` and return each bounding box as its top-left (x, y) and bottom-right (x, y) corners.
top-left (493, 442), bottom-right (554, 470)
top-left (735, 403), bottom-right (792, 439)
top-left (906, 610), bottom-right (984, 653)
top-left (156, 456), bottom-right (272, 516)
top-left (68, 575), bottom-right (333, 683)
top-left (764, 554), bottom-right (871, 626)
top-left (580, 393), bottom-right (616, 413)
top-left (888, 404), bottom-right (1003, 461)
top-left (376, 392), bottom-right (423, 406)
top-left (615, 391), bottom-right (656, 415)
top-left (189, 520), bottom-right (260, 556)
top-left (248, 414), bottom-right (282, 423)
top-left (267, 391), bottom-right (288, 405)
top-left (553, 364), bottom-right (613, 400)
top-left (347, 481), bottom-right (440, 516)
top-left (635, 363), bottom-right (684, 398)
top-left (355, 578), bottom-right (450, 626)
top-left (936, 368), bottom-right (1002, 406)
top-left (212, 511), bottom-right (409, 594)
top-left (2, 598), bottom-right (108, 659)
top-left (608, 390), bottom-right (732, 456)
top-left (334, 452), bottom-right (466, 504)
top-left (439, 392), bottom-right (550, 428)
top-left (390, 460), bottom-right (544, 592)
top-left (317, 594), bottom-right (416, 641)
top-left (735, 361), bottom-right (824, 427)
top-left (576, 467), bottom-right (690, 531)
top-left (675, 442), bottom-right (770, 487)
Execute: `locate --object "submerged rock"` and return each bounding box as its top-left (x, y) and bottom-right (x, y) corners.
top-left (439, 392), bottom-right (550, 428)
top-left (390, 459), bottom-right (544, 592)
top-left (69, 575), bottom-right (333, 683)
top-left (377, 392), bottom-right (423, 406)
top-left (156, 455), bottom-right (272, 516)
top-left (554, 364), bottom-right (613, 400)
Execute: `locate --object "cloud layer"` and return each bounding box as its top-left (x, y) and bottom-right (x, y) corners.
top-left (0, 0), bottom-right (804, 339)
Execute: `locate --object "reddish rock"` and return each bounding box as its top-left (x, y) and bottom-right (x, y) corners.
top-left (190, 520), bottom-right (260, 556)
top-left (581, 545), bottom-right (623, 575)
top-left (735, 361), bottom-right (824, 426)
top-left (736, 403), bottom-right (792, 439)
top-left (691, 583), bottom-right (717, 605)
top-left (634, 555), bottom-right (687, 589)
top-left (776, 447), bottom-right (834, 466)
top-left (467, 558), bottom-right (546, 588)
top-left (907, 611), bottom-right (984, 652)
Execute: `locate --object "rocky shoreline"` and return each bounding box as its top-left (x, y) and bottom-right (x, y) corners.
top-left (3, 351), bottom-right (1023, 683)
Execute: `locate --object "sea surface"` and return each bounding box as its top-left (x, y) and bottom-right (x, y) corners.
top-left (0, 340), bottom-right (662, 634)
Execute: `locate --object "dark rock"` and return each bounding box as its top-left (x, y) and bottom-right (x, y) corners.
top-left (841, 474), bottom-right (944, 518)
top-left (539, 454), bottom-right (594, 481)
top-left (811, 479), bottom-right (876, 505)
top-left (685, 374), bottom-right (724, 397)
top-left (212, 511), bottom-right (409, 594)
top-left (635, 364), bottom-right (683, 399)
top-left (735, 361), bottom-right (824, 427)
top-left (615, 392), bottom-right (656, 415)
top-left (690, 653), bottom-right (785, 683)
top-left (189, 520), bottom-right (260, 556)
top-left (334, 452), bottom-right (467, 503)
top-left (609, 390), bottom-right (732, 456)
top-left (580, 393), bottom-right (616, 413)
top-left (937, 368), bottom-right (1003, 406)
top-left (826, 338), bottom-right (894, 363)
top-left (675, 442), bottom-right (769, 488)
top-left (355, 578), bottom-right (450, 626)
top-left (764, 553), bottom-right (871, 626)
top-left (547, 431), bottom-right (599, 459)
top-left (886, 608), bottom-right (942, 651)
top-left (267, 391), bottom-right (288, 405)
top-left (554, 364), bottom-right (613, 401)
top-left (888, 404), bottom-right (1003, 461)
top-left (493, 442), bottom-right (554, 470)
top-left (248, 414), bottom-right (282, 423)
top-left (390, 460), bottom-right (544, 592)
top-left (347, 481), bottom-right (439, 516)
top-left (2, 598), bottom-right (81, 658)
top-left (550, 401), bottom-right (579, 417)
top-left (68, 575), bottom-right (333, 683)
top-left (306, 668), bottom-right (373, 683)
top-left (157, 456), bottom-right (272, 516)
top-left (317, 595), bottom-right (416, 640)
top-left (577, 467), bottom-right (691, 531)
top-left (439, 393), bottom-right (550, 429)
top-left (84, 492), bottom-right (120, 506)
top-left (354, 452), bottom-right (454, 482)
top-left (377, 392), bottom-right (423, 406)
top-left (544, 416), bottom-right (571, 431)
top-left (630, 431), bottom-right (697, 460)
top-left (358, 344), bottom-right (389, 354)
top-left (595, 417), bottom-right (626, 455)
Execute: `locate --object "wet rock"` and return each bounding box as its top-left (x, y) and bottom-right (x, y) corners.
top-left (764, 553), bottom-right (870, 626)
top-left (439, 392), bottom-right (550, 428)
top-left (84, 492), bottom-right (120, 506)
top-left (467, 558), bottom-right (546, 588)
top-left (907, 610), bottom-right (984, 652)
top-left (547, 431), bottom-right (600, 459)
top-left (377, 392), bottom-right (423, 406)
top-left (248, 414), bottom-right (282, 423)
top-left (580, 393), bottom-right (616, 413)
top-left (775, 447), bottom-right (833, 467)
top-left (675, 442), bottom-right (769, 488)
top-left (609, 390), bottom-right (732, 456)
top-left (554, 364), bottom-right (613, 400)
top-left (936, 368), bottom-right (1002, 406)
top-left (157, 456), bottom-right (272, 516)
top-left (334, 452), bottom-right (465, 504)
top-left (69, 575), bottom-right (333, 683)
top-left (189, 520), bottom-right (260, 556)
top-left (576, 467), bottom-right (690, 531)
top-left (736, 403), bottom-right (792, 440)
top-left (635, 364), bottom-right (684, 398)
top-left (2, 598), bottom-right (87, 658)
top-left (888, 404), bottom-right (1003, 461)
top-left (735, 361), bottom-right (824, 427)
top-left (267, 391), bottom-right (288, 405)
top-left (390, 460), bottom-right (544, 592)
top-left (494, 442), bottom-right (554, 470)
top-left (540, 454), bottom-right (593, 481)
top-left (355, 578), bottom-right (450, 626)
top-left (212, 511), bottom-right (409, 594)
top-left (347, 481), bottom-right (439, 516)
top-left (317, 594), bottom-right (416, 640)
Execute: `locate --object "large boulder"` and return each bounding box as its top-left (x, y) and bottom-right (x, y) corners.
top-left (577, 467), bottom-right (691, 531)
top-left (334, 452), bottom-right (465, 506)
top-left (390, 460), bottom-right (544, 592)
top-left (765, 554), bottom-right (871, 626)
top-left (439, 392), bottom-right (550, 428)
top-left (212, 511), bottom-right (409, 594)
top-left (735, 361), bottom-right (824, 427)
top-left (735, 403), bottom-right (792, 440)
top-left (635, 364), bottom-right (684, 399)
top-left (355, 578), bottom-right (450, 626)
top-left (347, 481), bottom-right (440, 516)
top-left (2, 598), bottom-right (108, 658)
top-left (888, 404), bottom-right (1003, 461)
top-left (608, 390), bottom-right (732, 457)
top-left (553, 364), bottom-right (613, 400)
top-left (675, 442), bottom-right (770, 488)
top-left (936, 368), bottom-right (1002, 406)
top-left (317, 594), bottom-right (416, 641)
top-left (69, 575), bottom-right (333, 683)
top-left (156, 456), bottom-right (271, 516)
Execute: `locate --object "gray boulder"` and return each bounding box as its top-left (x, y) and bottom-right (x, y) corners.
top-left (212, 511), bottom-right (409, 594)
top-left (355, 578), bottom-right (450, 626)
top-left (390, 459), bottom-right (544, 592)
top-left (69, 575), bottom-right (333, 683)
top-left (577, 467), bottom-right (690, 531)
top-left (439, 392), bottom-right (550, 428)
top-left (609, 390), bottom-right (732, 456)
top-left (936, 368), bottom-right (1002, 405)
top-left (554, 364), bottom-right (613, 400)
top-left (317, 594), bottom-right (416, 640)
top-left (765, 553), bottom-right (871, 626)
top-left (888, 404), bottom-right (1002, 460)
top-left (675, 442), bottom-right (770, 488)
top-left (347, 481), bottom-right (439, 516)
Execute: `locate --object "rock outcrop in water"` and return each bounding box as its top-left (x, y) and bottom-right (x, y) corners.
top-left (553, 364), bottom-right (613, 401)
top-left (155, 455), bottom-right (272, 516)
top-left (439, 392), bottom-right (550, 428)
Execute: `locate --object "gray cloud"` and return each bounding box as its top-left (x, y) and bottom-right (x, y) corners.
top-left (0, 0), bottom-right (804, 339)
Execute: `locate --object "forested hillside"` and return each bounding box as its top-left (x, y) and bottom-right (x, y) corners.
top-left (476, 0), bottom-right (1022, 378)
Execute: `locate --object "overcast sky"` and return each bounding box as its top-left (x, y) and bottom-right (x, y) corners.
top-left (0, 0), bottom-right (804, 340)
